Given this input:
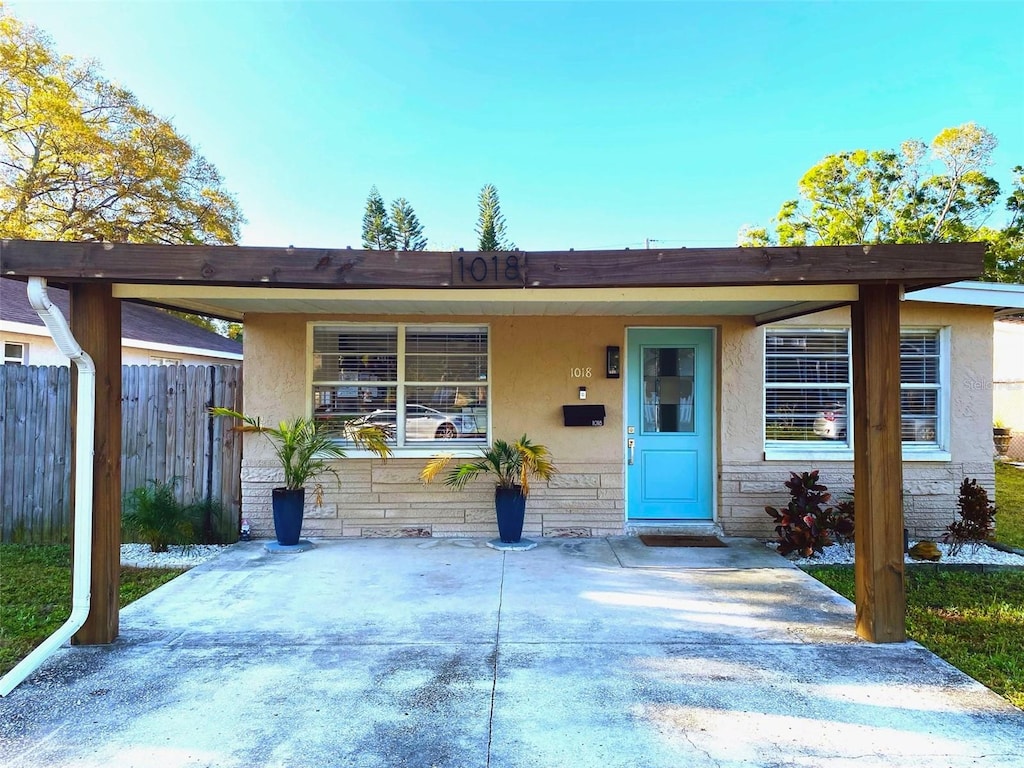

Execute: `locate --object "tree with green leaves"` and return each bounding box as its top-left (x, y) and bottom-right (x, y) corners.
top-left (361, 185), bottom-right (396, 250)
top-left (738, 123), bottom-right (1021, 283)
top-left (979, 166), bottom-right (1024, 283)
top-left (0, 7), bottom-right (243, 244)
top-left (391, 197), bottom-right (427, 250)
top-left (739, 123), bottom-right (1001, 247)
top-left (476, 183), bottom-right (515, 251)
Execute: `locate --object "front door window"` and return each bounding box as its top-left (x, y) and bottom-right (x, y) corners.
top-left (642, 347), bottom-right (695, 433)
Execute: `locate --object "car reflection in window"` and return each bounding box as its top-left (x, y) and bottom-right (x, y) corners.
top-left (355, 405), bottom-right (481, 441)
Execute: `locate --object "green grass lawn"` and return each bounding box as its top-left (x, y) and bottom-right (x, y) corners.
top-left (995, 461), bottom-right (1024, 550)
top-left (807, 566), bottom-right (1024, 709)
top-left (0, 545), bottom-right (184, 676)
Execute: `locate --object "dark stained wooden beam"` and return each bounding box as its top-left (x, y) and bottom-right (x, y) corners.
top-left (69, 284), bottom-right (121, 645)
top-left (0, 239), bottom-right (985, 290)
top-left (851, 283), bottom-right (906, 643)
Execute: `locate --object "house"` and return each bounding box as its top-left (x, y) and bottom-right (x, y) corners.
top-left (1, 277), bottom-right (242, 366)
top-left (0, 238), bottom-right (996, 643)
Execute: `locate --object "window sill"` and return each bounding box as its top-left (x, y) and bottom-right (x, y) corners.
top-left (764, 447), bottom-right (854, 462)
top-left (764, 447), bottom-right (951, 463)
top-left (331, 446), bottom-right (485, 460)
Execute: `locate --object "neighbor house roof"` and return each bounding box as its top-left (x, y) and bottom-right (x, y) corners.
top-left (907, 280), bottom-right (1024, 317)
top-left (0, 277), bottom-right (242, 358)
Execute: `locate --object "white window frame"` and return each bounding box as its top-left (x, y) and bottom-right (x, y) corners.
top-left (150, 355), bottom-right (181, 365)
top-left (3, 341), bottom-right (27, 365)
top-left (763, 326), bottom-right (950, 462)
top-left (307, 322), bottom-right (492, 457)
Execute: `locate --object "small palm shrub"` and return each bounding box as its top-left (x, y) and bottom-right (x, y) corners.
top-left (122, 478), bottom-right (200, 553)
top-left (943, 478), bottom-right (996, 555)
top-left (765, 470), bottom-right (854, 557)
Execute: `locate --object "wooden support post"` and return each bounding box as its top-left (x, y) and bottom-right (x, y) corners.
top-left (69, 283), bottom-right (121, 645)
top-left (851, 283), bottom-right (906, 643)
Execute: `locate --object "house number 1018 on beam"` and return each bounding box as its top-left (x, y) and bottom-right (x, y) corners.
top-left (570, 367), bottom-right (592, 379)
top-left (452, 254), bottom-right (522, 284)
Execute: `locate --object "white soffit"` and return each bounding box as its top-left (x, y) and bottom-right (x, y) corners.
top-left (908, 281), bottom-right (1024, 311)
top-left (114, 284), bottom-right (859, 320)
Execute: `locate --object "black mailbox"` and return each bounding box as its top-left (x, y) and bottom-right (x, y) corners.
top-left (562, 404), bottom-right (606, 427)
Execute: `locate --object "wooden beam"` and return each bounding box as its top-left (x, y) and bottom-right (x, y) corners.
top-left (69, 283), bottom-right (121, 645)
top-left (0, 240), bottom-right (986, 291)
top-left (851, 283), bottom-right (906, 643)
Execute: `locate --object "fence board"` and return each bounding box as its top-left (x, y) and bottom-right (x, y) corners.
top-left (0, 364), bottom-right (242, 543)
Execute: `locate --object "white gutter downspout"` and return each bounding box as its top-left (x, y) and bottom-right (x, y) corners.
top-left (0, 277), bottom-right (96, 697)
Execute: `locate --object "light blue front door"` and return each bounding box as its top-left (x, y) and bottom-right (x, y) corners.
top-left (626, 329), bottom-right (714, 521)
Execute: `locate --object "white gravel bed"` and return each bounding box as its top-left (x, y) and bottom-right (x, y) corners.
top-left (773, 540), bottom-right (1024, 566)
top-left (120, 543), bottom-right (229, 569)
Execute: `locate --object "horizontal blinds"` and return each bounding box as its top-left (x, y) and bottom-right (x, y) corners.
top-left (765, 330), bottom-right (849, 384)
top-left (900, 330), bottom-right (940, 385)
top-left (405, 326), bottom-right (488, 383)
top-left (312, 327), bottom-right (397, 383)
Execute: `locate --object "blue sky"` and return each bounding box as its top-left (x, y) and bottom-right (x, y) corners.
top-left (8, 1), bottom-right (1023, 250)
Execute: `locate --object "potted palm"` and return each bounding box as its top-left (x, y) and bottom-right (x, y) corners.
top-left (211, 408), bottom-right (391, 545)
top-left (420, 435), bottom-right (556, 544)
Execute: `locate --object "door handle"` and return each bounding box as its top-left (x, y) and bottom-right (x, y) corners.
top-left (627, 438), bottom-right (635, 465)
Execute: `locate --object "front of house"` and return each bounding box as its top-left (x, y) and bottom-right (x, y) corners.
top-left (2, 239), bottom-right (995, 642)
top-left (238, 296), bottom-right (994, 541)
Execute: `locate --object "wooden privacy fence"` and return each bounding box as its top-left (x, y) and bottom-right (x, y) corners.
top-left (0, 364), bottom-right (243, 544)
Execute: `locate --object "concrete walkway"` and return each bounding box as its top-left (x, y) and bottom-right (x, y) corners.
top-left (1, 537), bottom-right (1022, 767)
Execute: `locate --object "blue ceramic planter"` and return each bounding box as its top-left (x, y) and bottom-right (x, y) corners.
top-left (495, 487), bottom-right (527, 543)
top-left (272, 488), bottom-right (305, 545)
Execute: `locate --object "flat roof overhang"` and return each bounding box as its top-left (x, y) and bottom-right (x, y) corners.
top-left (108, 283), bottom-right (858, 323)
top-left (0, 239), bottom-right (986, 323)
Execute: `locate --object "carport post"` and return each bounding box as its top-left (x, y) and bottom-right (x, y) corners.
top-left (70, 283), bottom-right (121, 645)
top-left (851, 283), bottom-right (906, 643)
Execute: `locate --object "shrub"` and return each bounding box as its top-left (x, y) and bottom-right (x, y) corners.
top-left (765, 470), bottom-right (854, 557)
top-left (829, 494), bottom-right (855, 544)
top-left (122, 478), bottom-right (200, 553)
top-left (943, 478), bottom-right (996, 555)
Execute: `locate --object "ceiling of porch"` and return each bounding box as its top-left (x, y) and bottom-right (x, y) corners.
top-left (112, 284), bottom-right (860, 323)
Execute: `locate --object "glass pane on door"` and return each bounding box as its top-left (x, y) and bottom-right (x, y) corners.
top-left (642, 347), bottom-right (696, 433)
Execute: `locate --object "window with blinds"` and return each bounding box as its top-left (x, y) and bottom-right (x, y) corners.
top-left (311, 324), bottom-right (489, 448)
top-left (764, 327), bottom-right (945, 450)
top-left (899, 330), bottom-right (941, 445)
top-left (765, 330), bottom-right (851, 444)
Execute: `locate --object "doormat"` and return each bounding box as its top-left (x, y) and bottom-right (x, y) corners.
top-left (639, 535), bottom-right (727, 548)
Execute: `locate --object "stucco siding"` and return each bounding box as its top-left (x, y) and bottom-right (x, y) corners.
top-left (240, 303), bottom-right (994, 541)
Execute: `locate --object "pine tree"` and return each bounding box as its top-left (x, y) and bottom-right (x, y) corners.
top-left (391, 197), bottom-right (427, 250)
top-left (362, 186), bottom-right (396, 250)
top-left (476, 184), bottom-right (515, 251)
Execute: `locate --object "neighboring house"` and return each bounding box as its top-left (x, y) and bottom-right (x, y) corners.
top-left (1, 277), bottom-right (242, 366)
top-left (994, 315), bottom-right (1024, 459)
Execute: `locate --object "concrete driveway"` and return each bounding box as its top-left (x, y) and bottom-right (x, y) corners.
top-left (1, 537), bottom-right (1022, 768)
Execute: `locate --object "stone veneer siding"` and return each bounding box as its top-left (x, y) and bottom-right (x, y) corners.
top-left (241, 459), bottom-right (625, 539)
top-left (718, 462), bottom-right (997, 540)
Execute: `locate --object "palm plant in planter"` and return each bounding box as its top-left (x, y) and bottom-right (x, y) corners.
top-left (420, 435), bottom-right (556, 543)
top-left (211, 408), bottom-right (391, 545)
